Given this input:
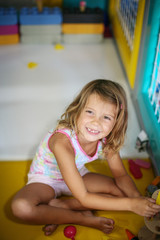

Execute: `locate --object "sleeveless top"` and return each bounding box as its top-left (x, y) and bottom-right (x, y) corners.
top-left (29, 128), bottom-right (103, 180)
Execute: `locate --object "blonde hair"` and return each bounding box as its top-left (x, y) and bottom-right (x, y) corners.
top-left (57, 79), bottom-right (128, 152)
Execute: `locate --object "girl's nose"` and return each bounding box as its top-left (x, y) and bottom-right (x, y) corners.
top-left (91, 117), bottom-right (100, 126)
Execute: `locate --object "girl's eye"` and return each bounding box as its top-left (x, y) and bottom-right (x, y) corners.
top-left (104, 116), bottom-right (111, 120)
top-left (86, 110), bottom-right (93, 114)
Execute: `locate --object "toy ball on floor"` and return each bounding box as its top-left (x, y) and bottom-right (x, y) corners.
top-left (64, 225), bottom-right (77, 240)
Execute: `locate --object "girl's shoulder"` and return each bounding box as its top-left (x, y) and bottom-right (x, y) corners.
top-left (49, 128), bottom-right (75, 153)
top-left (50, 129), bottom-right (72, 144)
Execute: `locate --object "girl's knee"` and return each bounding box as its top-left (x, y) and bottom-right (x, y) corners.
top-left (11, 198), bottom-right (34, 221)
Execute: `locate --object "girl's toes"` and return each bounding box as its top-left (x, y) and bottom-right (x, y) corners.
top-left (42, 224), bottom-right (58, 236)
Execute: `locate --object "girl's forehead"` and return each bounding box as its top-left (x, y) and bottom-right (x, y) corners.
top-left (86, 93), bottom-right (111, 105)
top-left (84, 93), bottom-right (118, 115)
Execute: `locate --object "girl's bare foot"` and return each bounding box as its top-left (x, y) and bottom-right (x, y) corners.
top-left (47, 198), bottom-right (114, 234)
top-left (43, 213), bottom-right (114, 236)
top-left (81, 211), bottom-right (114, 234)
top-left (42, 224), bottom-right (58, 236)
top-left (42, 198), bottom-right (73, 236)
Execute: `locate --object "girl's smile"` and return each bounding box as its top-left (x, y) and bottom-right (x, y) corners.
top-left (86, 127), bottom-right (100, 135)
top-left (77, 93), bottom-right (117, 145)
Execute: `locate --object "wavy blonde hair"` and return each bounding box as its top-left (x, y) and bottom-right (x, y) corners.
top-left (57, 79), bottom-right (128, 152)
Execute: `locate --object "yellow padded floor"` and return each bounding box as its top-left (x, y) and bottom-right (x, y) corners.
top-left (0, 159), bottom-right (155, 240)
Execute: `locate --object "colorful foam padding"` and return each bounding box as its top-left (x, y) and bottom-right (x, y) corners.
top-left (19, 7), bottom-right (62, 25)
top-left (19, 7), bottom-right (62, 44)
top-left (0, 7), bottom-right (19, 44)
top-left (62, 7), bottom-right (105, 44)
top-left (63, 7), bottom-right (104, 23)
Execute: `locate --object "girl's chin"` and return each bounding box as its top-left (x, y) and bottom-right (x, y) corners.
top-left (84, 133), bottom-right (101, 142)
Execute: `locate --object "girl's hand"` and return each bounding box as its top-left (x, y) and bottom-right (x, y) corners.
top-left (130, 197), bottom-right (160, 217)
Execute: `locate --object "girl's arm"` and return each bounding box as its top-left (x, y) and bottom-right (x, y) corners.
top-left (49, 134), bottom-right (160, 216)
top-left (106, 151), bottom-right (141, 197)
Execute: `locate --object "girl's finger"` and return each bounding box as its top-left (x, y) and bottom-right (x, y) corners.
top-left (150, 204), bottom-right (160, 210)
top-left (147, 198), bottom-right (156, 203)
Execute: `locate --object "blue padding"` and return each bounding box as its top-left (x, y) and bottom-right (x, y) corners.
top-left (19, 7), bottom-right (62, 25)
top-left (0, 7), bottom-right (18, 25)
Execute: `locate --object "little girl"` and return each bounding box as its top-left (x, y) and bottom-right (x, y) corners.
top-left (11, 79), bottom-right (160, 236)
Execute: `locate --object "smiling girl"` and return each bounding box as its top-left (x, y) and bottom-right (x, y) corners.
top-left (11, 79), bottom-right (160, 236)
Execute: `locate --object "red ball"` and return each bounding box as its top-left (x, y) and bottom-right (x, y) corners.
top-left (64, 225), bottom-right (77, 239)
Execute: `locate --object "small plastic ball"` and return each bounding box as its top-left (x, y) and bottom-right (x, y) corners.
top-left (64, 225), bottom-right (77, 239)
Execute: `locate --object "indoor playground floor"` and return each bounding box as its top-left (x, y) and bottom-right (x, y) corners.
top-left (0, 39), bottom-right (152, 240)
top-left (0, 158), bottom-right (155, 240)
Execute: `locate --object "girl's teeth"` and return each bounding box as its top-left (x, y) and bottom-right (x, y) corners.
top-left (87, 128), bottom-right (99, 133)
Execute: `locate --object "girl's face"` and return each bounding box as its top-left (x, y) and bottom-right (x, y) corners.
top-left (77, 93), bottom-right (117, 144)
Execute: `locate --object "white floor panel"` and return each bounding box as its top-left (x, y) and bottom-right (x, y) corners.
top-left (0, 39), bottom-right (148, 160)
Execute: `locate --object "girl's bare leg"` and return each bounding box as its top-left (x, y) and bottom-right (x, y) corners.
top-left (49, 172), bottom-right (125, 211)
top-left (11, 182), bottom-right (114, 236)
top-left (44, 172), bottom-right (125, 235)
top-left (83, 172), bottom-right (125, 197)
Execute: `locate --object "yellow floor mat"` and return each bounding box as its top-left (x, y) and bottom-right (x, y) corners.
top-left (0, 159), bottom-right (155, 240)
